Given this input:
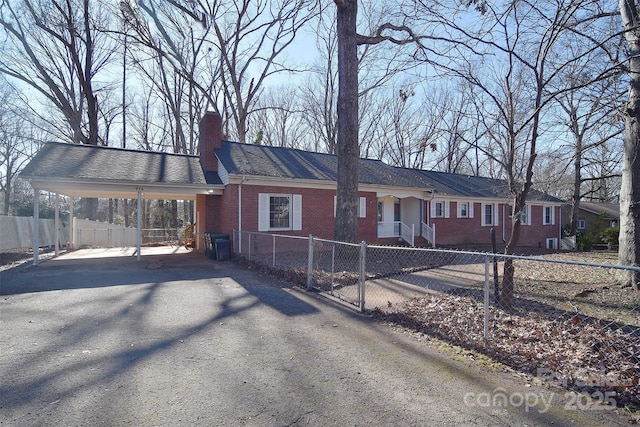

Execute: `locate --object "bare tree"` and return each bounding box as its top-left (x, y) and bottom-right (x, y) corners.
top-left (555, 77), bottom-right (624, 235)
top-left (0, 86), bottom-right (39, 216)
top-left (248, 87), bottom-right (309, 149)
top-left (0, 0), bottom-right (116, 146)
top-left (333, 0), bottom-right (432, 242)
top-left (121, 0), bottom-right (320, 144)
top-left (0, 0), bottom-right (120, 219)
top-left (427, 0), bottom-right (622, 306)
top-left (618, 0), bottom-right (640, 289)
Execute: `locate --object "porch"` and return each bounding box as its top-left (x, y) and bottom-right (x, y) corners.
top-left (376, 195), bottom-right (435, 247)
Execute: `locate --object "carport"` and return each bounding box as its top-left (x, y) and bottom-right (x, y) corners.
top-left (19, 142), bottom-right (224, 265)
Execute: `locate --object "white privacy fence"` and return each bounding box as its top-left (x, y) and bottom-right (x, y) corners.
top-left (1, 216), bottom-right (186, 251)
top-left (73, 218), bottom-right (138, 248)
top-left (0, 216), bottom-right (70, 250)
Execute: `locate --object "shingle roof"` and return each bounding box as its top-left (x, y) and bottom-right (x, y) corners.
top-left (216, 141), bottom-right (563, 203)
top-left (20, 141), bottom-right (222, 185)
top-left (21, 140), bottom-right (564, 204)
top-left (579, 201), bottom-right (619, 218)
top-left (215, 141), bottom-right (434, 189)
top-left (415, 170), bottom-right (564, 203)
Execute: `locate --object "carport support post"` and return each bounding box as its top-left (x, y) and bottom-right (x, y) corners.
top-left (54, 193), bottom-right (60, 257)
top-left (32, 187), bottom-right (40, 266)
top-left (136, 188), bottom-right (142, 261)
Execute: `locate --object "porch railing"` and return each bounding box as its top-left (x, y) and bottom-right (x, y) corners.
top-left (421, 222), bottom-right (436, 248)
top-left (400, 223), bottom-right (415, 247)
top-left (377, 221), bottom-right (415, 246)
top-left (377, 221), bottom-right (400, 238)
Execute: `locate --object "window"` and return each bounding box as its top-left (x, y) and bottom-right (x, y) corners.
top-left (520, 205), bottom-right (530, 225)
top-left (435, 202), bottom-right (444, 217)
top-left (335, 196), bottom-right (367, 218)
top-left (481, 203), bottom-right (498, 226)
top-left (577, 219), bottom-right (585, 230)
top-left (377, 201), bottom-right (383, 222)
top-left (509, 205), bottom-right (530, 225)
top-left (431, 200), bottom-right (450, 218)
top-left (459, 202), bottom-right (468, 217)
top-left (270, 196), bottom-right (290, 228)
top-left (258, 193), bottom-right (302, 231)
top-left (457, 201), bottom-right (474, 218)
top-left (543, 206), bottom-right (555, 225)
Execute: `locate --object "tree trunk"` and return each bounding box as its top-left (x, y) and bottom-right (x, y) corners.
top-left (334, 0), bottom-right (360, 243)
top-left (501, 192), bottom-right (529, 309)
top-left (618, 0), bottom-right (640, 290)
top-left (108, 198), bottom-right (114, 223)
top-left (123, 199), bottom-right (130, 228)
top-left (569, 132), bottom-right (583, 236)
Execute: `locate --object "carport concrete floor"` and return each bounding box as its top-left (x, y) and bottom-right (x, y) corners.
top-left (0, 249), bottom-right (631, 426)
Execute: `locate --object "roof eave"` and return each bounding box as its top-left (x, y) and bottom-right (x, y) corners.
top-left (25, 177), bottom-right (224, 200)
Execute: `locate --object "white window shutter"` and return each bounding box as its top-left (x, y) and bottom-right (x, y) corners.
top-left (445, 201), bottom-right (450, 218)
top-left (292, 194), bottom-right (302, 230)
top-left (468, 202), bottom-right (474, 218)
top-left (333, 196), bottom-right (337, 217)
top-left (359, 197), bottom-right (366, 218)
top-left (430, 201), bottom-right (436, 218)
top-left (258, 193), bottom-right (270, 231)
top-left (494, 203), bottom-right (499, 226)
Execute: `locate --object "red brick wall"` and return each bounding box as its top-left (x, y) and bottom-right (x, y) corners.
top-left (428, 202), bottom-right (561, 248)
top-left (203, 183), bottom-right (377, 242)
top-left (198, 112), bottom-right (221, 172)
top-left (195, 193), bottom-right (217, 251)
top-left (201, 185), bottom-right (561, 249)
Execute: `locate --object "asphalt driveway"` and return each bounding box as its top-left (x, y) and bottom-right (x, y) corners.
top-left (0, 249), bottom-right (630, 426)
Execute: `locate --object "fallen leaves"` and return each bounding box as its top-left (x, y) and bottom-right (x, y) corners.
top-left (374, 292), bottom-right (640, 409)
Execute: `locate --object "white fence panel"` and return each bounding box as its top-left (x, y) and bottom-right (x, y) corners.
top-left (0, 216), bottom-right (70, 250)
top-left (73, 218), bottom-right (137, 248)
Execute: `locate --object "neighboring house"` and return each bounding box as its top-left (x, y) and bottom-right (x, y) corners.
top-left (561, 201), bottom-right (620, 235)
top-left (20, 112), bottom-right (565, 253)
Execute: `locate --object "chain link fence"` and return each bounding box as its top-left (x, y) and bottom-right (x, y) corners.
top-left (232, 230), bottom-right (639, 408)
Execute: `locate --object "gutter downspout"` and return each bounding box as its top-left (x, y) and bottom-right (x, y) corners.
top-left (558, 206), bottom-right (562, 249)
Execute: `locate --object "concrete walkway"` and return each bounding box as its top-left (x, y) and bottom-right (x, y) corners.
top-left (0, 249), bottom-right (630, 426)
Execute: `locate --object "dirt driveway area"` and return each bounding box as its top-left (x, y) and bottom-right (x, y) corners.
top-left (0, 249), bottom-right (631, 426)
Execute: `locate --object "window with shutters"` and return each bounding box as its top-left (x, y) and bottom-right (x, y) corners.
top-left (481, 203), bottom-right (498, 226)
top-left (258, 194), bottom-right (302, 231)
top-left (543, 206), bottom-right (555, 225)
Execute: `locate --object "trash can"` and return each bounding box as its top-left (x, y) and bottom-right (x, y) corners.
top-left (204, 233), bottom-right (229, 260)
top-left (214, 239), bottom-right (230, 261)
top-left (203, 232), bottom-right (213, 258)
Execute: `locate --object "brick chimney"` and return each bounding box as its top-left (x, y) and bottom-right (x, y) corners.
top-left (199, 111), bottom-right (222, 172)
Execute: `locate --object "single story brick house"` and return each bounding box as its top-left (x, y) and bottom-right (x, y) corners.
top-left (20, 112), bottom-right (564, 257)
top-left (197, 113), bottom-right (563, 251)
